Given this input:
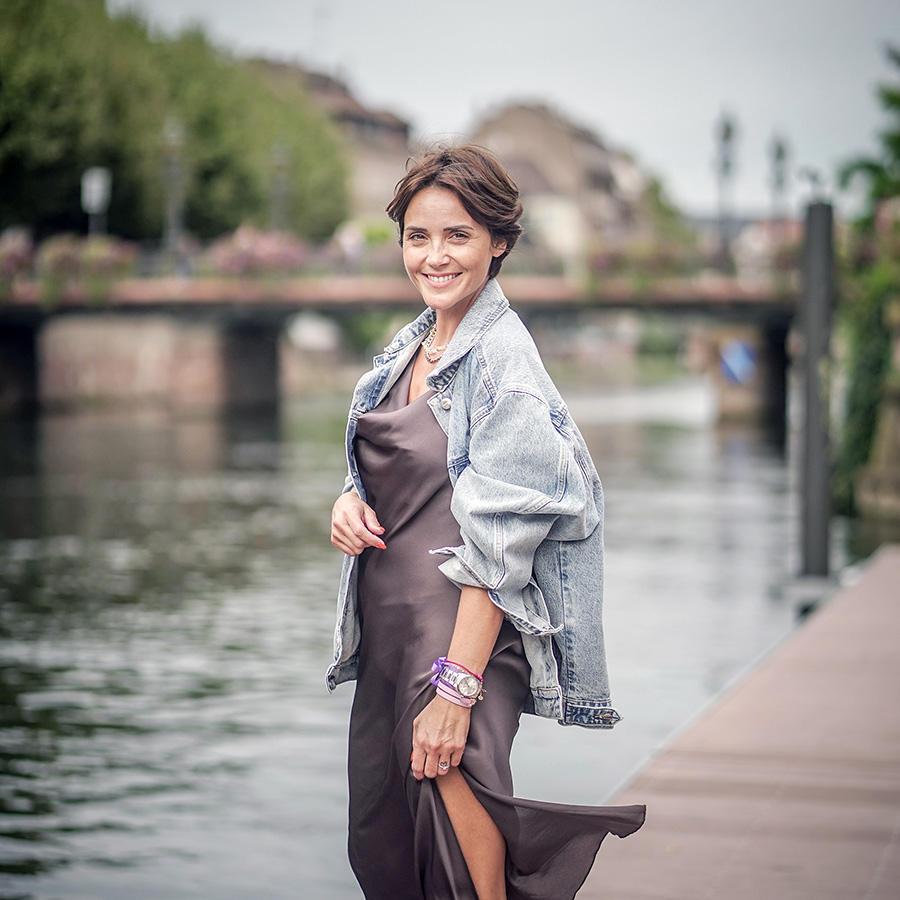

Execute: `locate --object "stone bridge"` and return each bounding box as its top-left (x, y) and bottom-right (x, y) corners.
top-left (0, 274), bottom-right (797, 424)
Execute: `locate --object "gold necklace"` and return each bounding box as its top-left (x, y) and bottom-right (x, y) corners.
top-left (422, 325), bottom-right (448, 364)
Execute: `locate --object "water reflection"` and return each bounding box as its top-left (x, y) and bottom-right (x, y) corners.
top-left (1, 399), bottom-right (354, 898)
top-left (0, 380), bottom-right (851, 899)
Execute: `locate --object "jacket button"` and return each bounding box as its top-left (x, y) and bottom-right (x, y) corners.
top-left (440, 397), bottom-right (452, 410)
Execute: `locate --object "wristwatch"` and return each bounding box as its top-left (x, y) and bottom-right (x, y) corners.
top-left (438, 668), bottom-right (483, 699)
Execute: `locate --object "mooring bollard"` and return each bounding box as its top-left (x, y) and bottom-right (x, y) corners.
top-left (800, 201), bottom-right (834, 578)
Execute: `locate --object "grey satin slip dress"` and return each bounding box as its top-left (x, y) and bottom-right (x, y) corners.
top-left (347, 357), bottom-right (644, 900)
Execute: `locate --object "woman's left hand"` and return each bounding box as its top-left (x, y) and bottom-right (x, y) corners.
top-left (410, 695), bottom-right (471, 780)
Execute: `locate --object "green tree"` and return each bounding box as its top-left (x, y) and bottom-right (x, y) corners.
top-left (0, 0), bottom-right (168, 237)
top-left (0, 0), bottom-right (348, 241)
top-left (833, 45), bottom-right (900, 514)
top-left (841, 46), bottom-right (900, 212)
top-left (241, 59), bottom-right (349, 241)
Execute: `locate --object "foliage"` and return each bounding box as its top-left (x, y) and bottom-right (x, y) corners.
top-left (0, 0), bottom-right (169, 238)
top-left (34, 233), bottom-right (138, 304)
top-left (36, 233), bottom-right (82, 279)
top-left (361, 220), bottom-right (396, 247)
top-left (336, 310), bottom-right (400, 358)
top-left (833, 218), bottom-right (899, 514)
top-left (839, 46), bottom-right (900, 215)
top-left (587, 240), bottom-right (700, 279)
top-left (0, 227), bottom-right (34, 280)
top-left (80, 235), bottom-right (138, 278)
top-left (584, 175), bottom-right (699, 280)
top-left (204, 225), bottom-right (309, 276)
top-left (833, 46), bottom-right (900, 514)
top-left (640, 177), bottom-right (698, 247)
top-left (0, 0), bottom-right (349, 242)
top-left (638, 315), bottom-right (685, 357)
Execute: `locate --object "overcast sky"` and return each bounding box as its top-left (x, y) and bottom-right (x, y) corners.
top-left (108, 0), bottom-right (898, 217)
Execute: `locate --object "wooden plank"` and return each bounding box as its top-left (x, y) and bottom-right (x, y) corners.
top-left (582, 545), bottom-right (900, 900)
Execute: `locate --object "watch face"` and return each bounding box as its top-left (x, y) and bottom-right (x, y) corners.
top-left (457, 674), bottom-right (480, 698)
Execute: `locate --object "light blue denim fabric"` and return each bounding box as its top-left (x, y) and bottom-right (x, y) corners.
top-left (326, 279), bottom-right (620, 728)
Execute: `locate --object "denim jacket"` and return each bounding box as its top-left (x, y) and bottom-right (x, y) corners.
top-left (326, 279), bottom-right (620, 728)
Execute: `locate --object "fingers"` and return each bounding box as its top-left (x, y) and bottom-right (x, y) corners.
top-left (410, 747), bottom-right (425, 781)
top-left (331, 524), bottom-right (384, 555)
top-left (410, 747), bottom-right (462, 781)
top-left (330, 493), bottom-right (386, 555)
top-left (362, 505), bottom-right (385, 537)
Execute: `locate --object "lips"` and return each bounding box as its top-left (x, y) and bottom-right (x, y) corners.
top-left (424, 273), bottom-right (460, 284)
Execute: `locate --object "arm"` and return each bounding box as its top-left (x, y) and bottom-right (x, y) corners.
top-left (440, 389), bottom-right (597, 629)
top-left (410, 584), bottom-right (503, 780)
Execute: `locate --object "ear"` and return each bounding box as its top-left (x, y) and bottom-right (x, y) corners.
top-left (491, 239), bottom-right (507, 258)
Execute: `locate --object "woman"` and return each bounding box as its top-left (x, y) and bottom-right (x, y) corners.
top-left (329, 145), bottom-right (644, 900)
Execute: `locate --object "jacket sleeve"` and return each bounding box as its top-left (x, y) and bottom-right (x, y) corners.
top-left (437, 387), bottom-right (599, 634)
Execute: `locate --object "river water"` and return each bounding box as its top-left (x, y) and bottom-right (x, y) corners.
top-left (0, 372), bottom-right (852, 900)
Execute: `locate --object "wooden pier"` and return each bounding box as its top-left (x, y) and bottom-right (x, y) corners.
top-left (584, 544), bottom-right (900, 900)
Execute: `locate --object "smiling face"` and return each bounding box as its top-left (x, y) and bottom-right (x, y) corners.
top-left (401, 186), bottom-right (507, 332)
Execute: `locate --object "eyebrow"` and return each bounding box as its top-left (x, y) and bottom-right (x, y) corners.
top-left (403, 224), bottom-right (474, 235)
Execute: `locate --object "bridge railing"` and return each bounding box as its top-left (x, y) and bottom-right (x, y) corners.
top-left (2, 273), bottom-right (798, 316)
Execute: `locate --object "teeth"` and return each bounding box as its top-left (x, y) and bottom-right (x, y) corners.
top-left (426, 274), bottom-right (458, 284)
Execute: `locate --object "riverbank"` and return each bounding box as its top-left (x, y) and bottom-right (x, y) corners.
top-left (582, 544), bottom-right (900, 900)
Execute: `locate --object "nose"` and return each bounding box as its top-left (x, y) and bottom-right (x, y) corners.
top-left (426, 238), bottom-right (449, 267)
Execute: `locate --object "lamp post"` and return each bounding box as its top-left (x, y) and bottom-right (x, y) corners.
top-left (769, 134), bottom-right (789, 242)
top-left (81, 167), bottom-right (111, 236)
top-left (713, 110), bottom-right (737, 273)
top-left (162, 115), bottom-right (187, 274)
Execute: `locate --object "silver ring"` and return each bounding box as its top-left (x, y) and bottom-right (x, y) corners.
top-left (438, 761), bottom-right (450, 770)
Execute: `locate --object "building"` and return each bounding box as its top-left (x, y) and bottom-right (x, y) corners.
top-left (470, 103), bottom-right (651, 267)
top-left (251, 61), bottom-right (413, 220)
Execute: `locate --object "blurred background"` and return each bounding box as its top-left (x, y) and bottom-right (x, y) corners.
top-left (1, 2), bottom-right (899, 898)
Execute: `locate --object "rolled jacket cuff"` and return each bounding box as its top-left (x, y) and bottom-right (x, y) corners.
top-left (434, 549), bottom-right (559, 636)
top-left (560, 700), bottom-right (622, 728)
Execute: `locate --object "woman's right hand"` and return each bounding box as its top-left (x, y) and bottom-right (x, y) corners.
top-left (331, 491), bottom-right (386, 556)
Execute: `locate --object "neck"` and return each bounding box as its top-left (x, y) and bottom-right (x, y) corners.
top-left (431, 276), bottom-right (489, 346)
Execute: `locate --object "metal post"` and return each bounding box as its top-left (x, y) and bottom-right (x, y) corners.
top-left (800, 201), bottom-right (834, 576)
top-left (714, 110), bottom-right (737, 273)
top-left (81, 167), bottom-right (111, 237)
top-left (162, 116), bottom-right (187, 275)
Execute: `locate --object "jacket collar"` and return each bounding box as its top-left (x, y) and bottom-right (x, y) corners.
top-left (425, 279), bottom-right (509, 390)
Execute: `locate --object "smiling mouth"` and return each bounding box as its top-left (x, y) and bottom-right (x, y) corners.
top-left (424, 273), bottom-right (460, 284)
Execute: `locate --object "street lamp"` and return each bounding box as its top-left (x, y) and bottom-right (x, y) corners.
top-left (769, 134), bottom-right (790, 241)
top-left (162, 115), bottom-right (187, 274)
top-left (82, 166), bottom-right (111, 236)
top-left (713, 110), bottom-right (738, 273)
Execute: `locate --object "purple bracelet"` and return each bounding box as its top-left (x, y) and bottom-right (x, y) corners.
top-left (431, 656), bottom-right (483, 682)
top-left (430, 657), bottom-right (483, 708)
top-left (435, 682), bottom-right (476, 709)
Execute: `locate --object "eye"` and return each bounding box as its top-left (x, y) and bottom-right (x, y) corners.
top-left (405, 232), bottom-right (426, 243)
top-left (451, 231), bottom-right (469, 241)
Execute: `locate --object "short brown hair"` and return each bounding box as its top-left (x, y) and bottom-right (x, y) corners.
top-left (386, 145), bottom-right (523, 280)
